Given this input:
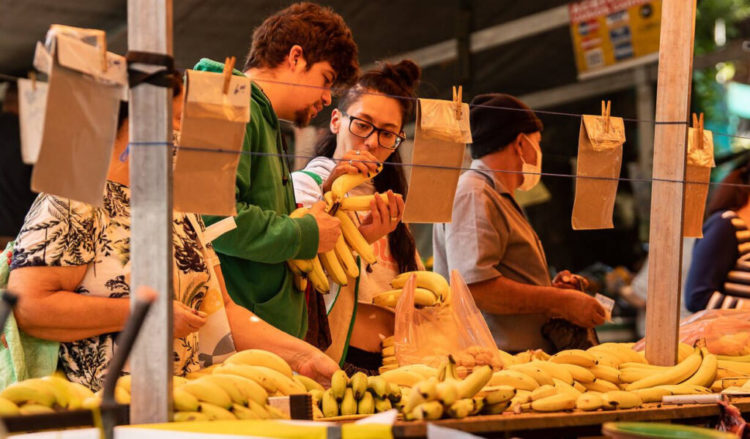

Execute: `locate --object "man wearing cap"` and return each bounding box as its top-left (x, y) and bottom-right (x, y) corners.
top-left (433, 93), bottom-right (606, 353)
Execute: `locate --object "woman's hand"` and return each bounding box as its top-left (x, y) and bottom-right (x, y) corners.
top-left (173, 301), bottom-right (207, 339)
top-left (358, 190), bottom-right (404, 244)
top-left (290, 350), bottom-right (340, 388)
top-left (552, 270), bottom-right (589, 291)
top-left (322, 149), bottom-right (380, 192)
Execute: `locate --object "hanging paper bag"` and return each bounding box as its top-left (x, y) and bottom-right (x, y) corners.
top-left (17, 78), bottom-right (48, 165)
top-left (31, 30), bottom-right (127, 206)
top-left (173, 68), bottom-right (250, 216)
top-left (402, 97), bottom-right (471, 223)
top-left (683, 115), bottom-right (715, 238)
top-left (571, 104), bottom-right (625, 230)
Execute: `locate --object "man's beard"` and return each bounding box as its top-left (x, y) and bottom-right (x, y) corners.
top-left (293, 107), bottom-right (314, 128)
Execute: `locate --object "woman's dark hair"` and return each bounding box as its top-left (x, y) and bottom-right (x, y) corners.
top-left (314, 60), bottom-right (421, 273)
top-left (706, 165), bottom-right (750, 217)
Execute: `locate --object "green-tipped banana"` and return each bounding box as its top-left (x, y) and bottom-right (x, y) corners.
top-left (330, 370), bottom-right (349, 401)
top-left (198, 402), bottom-right (237, 420)
top-left (321, 389), bottom-right (339, 418)
top-left (350, 372), bottom-right (368, 400)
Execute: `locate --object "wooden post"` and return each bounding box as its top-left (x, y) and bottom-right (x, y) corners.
top-left (644, 0), bottom-right (696, 365)
top-left (127, 0), bottom-right (174, 423)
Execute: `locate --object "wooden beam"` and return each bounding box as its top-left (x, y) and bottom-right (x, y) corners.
top-left (644, 0), bottom-right (696, 366)
top-left (127, 0), bottom-right (174, 423)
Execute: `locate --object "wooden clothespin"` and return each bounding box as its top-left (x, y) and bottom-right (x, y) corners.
top-left (452, 85), bottom-right (463, 120)
top-left (692, 112), bottom-right (705, 150)
top-left (29, 71), bottom-right (37, 92)
top-left (98, 34), bottom-right (108, 74)
top-left (601, 100), bottom-right (611, 132)
top-left (222, 56), bottom-right (236, 94)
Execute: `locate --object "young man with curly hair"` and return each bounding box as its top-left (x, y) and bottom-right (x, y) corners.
top-left (195, 3), bottom-right (359, 340)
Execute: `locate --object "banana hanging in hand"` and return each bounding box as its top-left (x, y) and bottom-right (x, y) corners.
top-left (308, 256), bottom-right (330, 293)
top-left (334, 235), bottom-right (359, 278)
top-left (339, 193), bottom-right (402, 211)
top-left (335, 210), bottom-right (376, 264)
top-left (320, 250), bottom-right (348, 286)
top-left (331, 164), bottom-right (384, 201)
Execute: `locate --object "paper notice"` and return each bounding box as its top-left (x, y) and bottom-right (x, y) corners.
top-left (17, 78), bottom-right (48, 165)
top-left (402, 98), bottom-right (471, 224)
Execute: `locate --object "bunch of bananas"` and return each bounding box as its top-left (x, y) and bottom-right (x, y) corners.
top-left (372, 271), bottom-right (450, 309)
top-left (0, 374), bottom-right (96, 416)
top-left (287, 169), bottom-right (388, 293)
top-left (399, 356), bottom-right (515, 420)
top-left (314, 371), bottom-right (401, 418)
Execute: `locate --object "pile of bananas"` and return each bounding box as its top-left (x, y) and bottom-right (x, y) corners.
top-left (0, 374), bottom-right (97, 416)
top-left (399, 357), bottom-right (515, 420)
top-left (373, 270), bottom-right (450, 309)
top-left (380, 336), bottom-right (397, 373)
top-left (313, 371), bottom-right (401, 418)
top-left (287, 168), bottom-right (386, 293)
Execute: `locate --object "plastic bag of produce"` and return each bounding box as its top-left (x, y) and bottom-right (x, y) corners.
top-left (393, 270), bottom-right (500, 369)
top-left (633, 309), bottom-right (750, 356)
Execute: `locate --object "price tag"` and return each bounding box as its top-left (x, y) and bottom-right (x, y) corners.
top-left (595, 293), bottom-right (615, 322)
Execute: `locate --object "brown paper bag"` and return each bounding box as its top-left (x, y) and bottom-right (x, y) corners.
top-left (31, 33), bottom-right (127, 207)
top-left (173, 69), bottom-right (250, 216)
top-left (17, 78), bottom-right (48, 165)
top-left (571, 114), bottom-right (625, 230)
top-left (402, 99), bottom-right (471, 224)
top-left (683, 127), bottom-right (715, 238)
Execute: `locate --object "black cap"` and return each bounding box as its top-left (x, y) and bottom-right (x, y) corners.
top-left (469, 93), bottom-right (543, 159)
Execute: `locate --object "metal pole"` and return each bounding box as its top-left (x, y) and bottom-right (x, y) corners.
top-left (127, 0), bottom-right (174, 423)
top-left (644, 0), bottom-right (696, 365)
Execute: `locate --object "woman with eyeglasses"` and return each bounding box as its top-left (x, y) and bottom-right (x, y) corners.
top-left (292, 60), bottom-right (422, 374)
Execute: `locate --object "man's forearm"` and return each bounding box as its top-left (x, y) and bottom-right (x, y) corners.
top-left (469, 276), bottom-right (565, 316)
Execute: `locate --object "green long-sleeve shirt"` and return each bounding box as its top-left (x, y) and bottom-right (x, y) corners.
top-left (195, 58), bottom-right (318, 338)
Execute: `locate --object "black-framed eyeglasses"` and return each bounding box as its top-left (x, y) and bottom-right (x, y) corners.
top-left (341, 111), bottom-right (405, 150)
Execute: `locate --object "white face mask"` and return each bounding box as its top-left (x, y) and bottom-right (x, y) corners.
top-left (518, 134), bottom-right (542, 191)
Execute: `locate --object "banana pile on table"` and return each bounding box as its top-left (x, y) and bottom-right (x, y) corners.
top-left (0, 374), bottom-right (98, 416)
top-left (287, 166), bottom-right (387, 293)
top-left (372, 270), bottom-right (450, 309)
top-left (312, 370), bottom-right (401, 418)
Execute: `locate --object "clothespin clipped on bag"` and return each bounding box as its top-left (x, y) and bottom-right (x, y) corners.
top-left (29, 71), bottom-right (37, 92)
top-left (97, 34), bottom-right (108, 74)
top-left (452, 85), bottom-right (463, 120)
top-left (692, 112), bottom-right (705, 151)
top-left (601, 100), bottom-right (611, 132)
top-left (222, 56), bottom-right (236, 94)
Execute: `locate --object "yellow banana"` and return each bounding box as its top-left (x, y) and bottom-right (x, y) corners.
top-left (380, 369), bottom-right (423, 388)
top-left (198, 402), bottom-right (237, 420)
top-left (470, 396), bottom-right (485, 415)
top-left (529, 360), bottom-right (575, 385)
top-left (335, 210), bottom-right (376, 265)
top-left (591, 343), bottom-right (646, 364)
top-left (553, 378), bottom-right (582, 397)
top-left (711, 377), bottom-right (749, 392)
top-left (556, 364), bottom-right (595, 383)
top-left (293, 374), bottom-right (324, 392)
top-left (589, 365), bottom-right (621, 383)
top-left (0, 396), bottom-right (20, 416)
top-left (601, 390), bottom-right (642, 410)
top-left (654, 384), bottom-right (711, 395)
top-left (180, 379), bottom-right (232, 409)
top-left (530, 385), bottom-right (558, 401)
top-left (287, 259), bottom-right (313, 275)
top-left (248, 399), bottom-right (272, 419)
top-left (320, 249), bottom-right (348, 286)
top-left (350, 372), bottom-right (368, 400)
top-left (202, 374), bottom-right (269, 406)
top-left (330, 370), bottom-right (349, 401)
top-left (589, 350), bottom-right (621, 368)
top-left (550, 349), bottom-right (597, 368)
top-left (403, 378), bottom-right (437, 413)
top-left (114, 387), bottom-right (131, 405)
top-left (225, 349), bottom-right (294, 378)
top-left (330, 164), bottom-right (383, 201)
top-left (0, 379), bottom-right (56, 407)
top-left (531, 393), bottom-right (577, 412)
top-left (718, 354), bottom-right (750, 362)
top-left (372, 288), bottom-right (438, 308)
top-left (197, 375), bottom-right (249, 406)
top-left (457, 365), bottom-right (493, 399)
top-left (683, 349), bottom-right (717, 387)
top-left (340, 388), bottom-right (357, 416)
top-left (483, 400), bottom-right (512, 415)
top-left (632, 387), bottom-right (672, 403)
top-left (339, 193), bottom-right (393, 211)
top-left (436, 381), bottom-right (458, 406)
top-left (576, 392), bottom-right (604, 411)
top-left (366, 376), bottom-right (387, 399)
top-left (397, 364), bottom-right (439, 379)
top-left (508, 390), bottom-right (532, 412)
top-left (718, 359), bottom-right (750, 374)
top-left (374, 396), bottom-right (392, 413)
top-left (231, 403), bottom-right (260, 420)
top-left (489, 370), bottom-right (539, 391)
top-left (497, 349), bottom-right (517, 367)
top-left (265, 403), bottom-right (289, 420)
top-left (308, 256), bottom-right (330, 293)
top-left (222, 364), bottom-right (303, 396)
top-left (478, 385), bottom-right (516, 405)
top-left (619, 367), bottom-right (656, 384)
top-left (334, 235), bottom-right (359, 278)
top-left (357, 391), bottom-right (375, 415)
top-left (19, 404), bottom-right (55, 415)
top-left (412, 400), bottom-right (444, 421)
top-left (514, 350), bottom-right (533, 364)
top-left (173, 387), bottom-right (200, 412)
top-left (173, 411), bottom-right (209, 422)
top-left (445, 398), bottom-right (474, 419)
top-left (583, 378), bottom-right (619, 393)
top-left (574, 381), bottom-right (587, 393)
top-left (625, 349), bottom-right (703, 391)
top-left (213, 363), bottom-right (276, 394)
top-left (509, 364), bottom-right (555, 386)
top-left (41, 376), bottom-right (82, 410)
top-left (390, 271), bottom-right (450, 301)
top-left (387, 383), bottom-right (402, 403)
top-left (82, 395), bottom-right (101, 409)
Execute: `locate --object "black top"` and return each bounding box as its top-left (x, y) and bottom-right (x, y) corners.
top-left (0, 111), bottom-right (37, 237)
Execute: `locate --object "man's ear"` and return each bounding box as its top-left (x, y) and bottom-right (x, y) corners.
top-left (287, 45), bottom-right (306, 71)
top-left (330, 108), bottom-right (342, 134)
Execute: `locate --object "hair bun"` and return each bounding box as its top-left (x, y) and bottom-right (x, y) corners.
top-left (380, 59), bottom-right (421, 91)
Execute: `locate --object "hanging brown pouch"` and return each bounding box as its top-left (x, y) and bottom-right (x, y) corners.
top-left (31, 29), bottom-right (127, 206)
top-left (571, 101), bottom-right (626, 230)
top-left (683, 113), bottom-right (715, 238)
top-left (402, 87), bottom-right (472, 224)
top-left (173, 60), bottom-right (250, 216)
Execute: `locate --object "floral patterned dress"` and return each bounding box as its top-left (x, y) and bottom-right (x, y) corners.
top-left (11, 181), bottom-right (235, 390)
